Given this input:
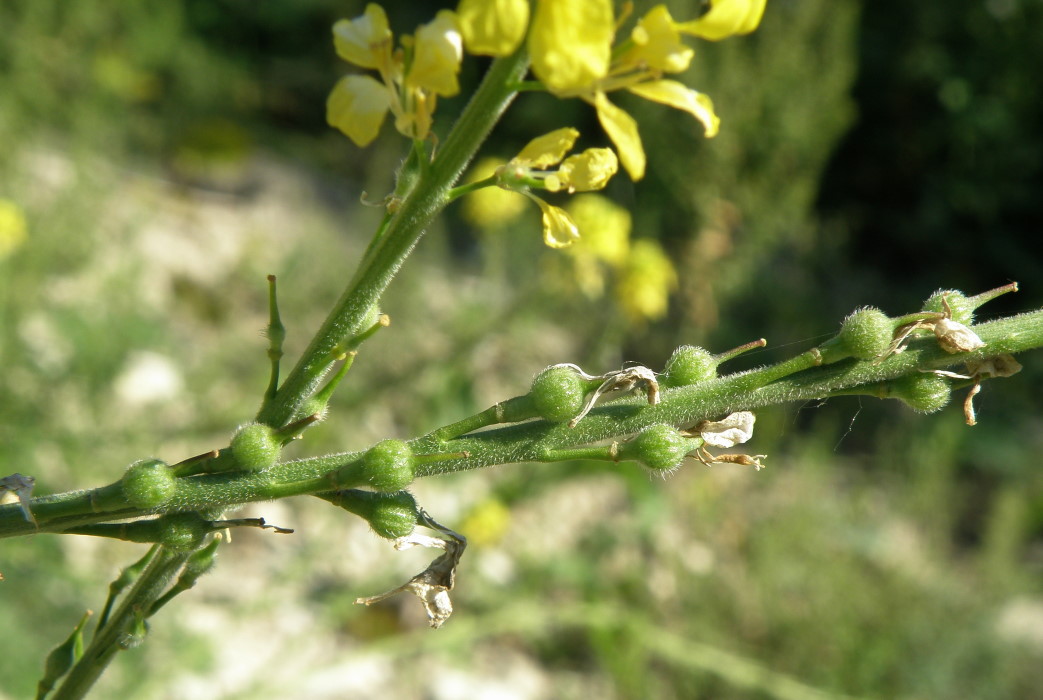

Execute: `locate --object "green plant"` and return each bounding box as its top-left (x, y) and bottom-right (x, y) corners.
top-left (2, 2), bottom-right (1041, 698)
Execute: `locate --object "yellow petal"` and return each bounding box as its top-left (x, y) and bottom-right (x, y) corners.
top-left (408, 10), bottom-right (464, 97)
top-left (626, 80), bottom-right (720, 137)
top-left (333, 4), bottom-right (392, 69)
top-left (326, 75), bottom-right (392, 146)
top-left (513, 127), bottom-right (580, 168)
top-left (457, 0), bottom-right (530, 57)
top-left (558, 147), bottom-right (619, 192)
top-left (624, 5), bottom-right (693, 74)
top-left (529, 0), bottom-right (613, 94)
top-left (528, 195), bottom-right (580, 248)
top-left (592, 92), bottom-right (645, 180)
top-left (675, 0), bottom-right (767, 41)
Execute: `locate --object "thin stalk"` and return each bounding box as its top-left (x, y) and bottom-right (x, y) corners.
top-left (51, 548), bottom-right (191, 700)
top-left (256, 49), bottom-right (531, 429)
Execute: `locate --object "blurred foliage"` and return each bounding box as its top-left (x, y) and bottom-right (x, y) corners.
top-left (1, 1), bottom-right (1042, 698)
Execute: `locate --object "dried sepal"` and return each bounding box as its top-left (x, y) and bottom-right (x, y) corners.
top-left (0, 472), bottom-right (36, 525)
top-left (568, 365), bottom-right (660, 428)
top-left (690, 410), bottom-right (756, 448)
top-left (355, 509), bottom-right (466, 628)
top-left (934, 317), bottom-right (985, 354)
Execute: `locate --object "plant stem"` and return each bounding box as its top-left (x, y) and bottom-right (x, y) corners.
top-left (51, 548), bottom-right (191, 700)
top-left (256, 49), bottom-right (531, 429)
top-left (5, 307), bottom-right (1040, 537)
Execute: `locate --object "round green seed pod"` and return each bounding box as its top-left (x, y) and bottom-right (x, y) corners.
top-left (922, 290), bottom-right (974, 325)
top-left (368, 491), bottom-right (418, 539)
top-left (837, 307), bottom-right (893, 360)
top-left (624, 424), bottom-right (692, 472)
top-left (230, 422), bottom-right (282, 472)
top-left (890, 373), bottom-right (952, 413)
top-left (662, 345), bottom-right (716, 387)
top-left (530, 365), bottom-right (587, 423)
top-left (157, 513), bottom-right (210, 552)
top-left (362, 439), bottom-right (415, 492)
top-left (122, 459), bottom-right (176, 509)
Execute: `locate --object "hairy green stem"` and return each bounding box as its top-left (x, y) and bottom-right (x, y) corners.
top-left (51, 549), bottom-right (191, 700)
top-left (255, 49), bottom-right (531, 429)
top-left (5, 307), bottom-right (1040, 537)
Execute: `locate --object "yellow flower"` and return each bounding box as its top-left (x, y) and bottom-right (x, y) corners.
top-left (527, 1), bottom-right (764, 179)
top-left (0, 198), bottom-right (28, 260)
top-left (556, 148), bottom-right (619, 193)
top-left (457, 0), bottom-right (530, 57)
top-left (327, 5), bottom-right (464, 145)
top-left (513, 127), bottom-right (581, 168)
top-left (616, 239), bottom-right (678, 322)
top-left (619, 5), bottom-right (694, 74)
top-left (327, 75), bottom-right (393, 147)
top-left (407, 10), bottom-right (464, 97)
top-left (332, 4), bottom-right (392, 71)
top-left (529, 0), bottom-right (614, 94)
top-left (676, 0), bottom-right (768, 41)
top-left (529, 195), bottom-right (580, 248)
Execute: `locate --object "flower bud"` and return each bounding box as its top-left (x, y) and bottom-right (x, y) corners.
top-left (836, 307), bottom-right (893, 360)
top-left (121, 459), bottom-right (176, 509)
top-left (530, 365), bottom-right (588, 423)
top-left (368, 491), bottom-right (418, 539)
top-left (662, 345), bottom-right (716, 387)
top-left (157, 512), bottom-right (210, 552)
top-left (890, 373), bottom-right (952, 413)
top-left (622, 424), bottom-right (693, 472)
top-left (230, 423), bottom-right (282, 472)
top-left (922, 290), bottom-right (973, 325)
top-left (362, 439), bottom-right (415, 492)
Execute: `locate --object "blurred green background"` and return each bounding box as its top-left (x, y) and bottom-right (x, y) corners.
top-left (2, 1), bottom-right (1042, 698)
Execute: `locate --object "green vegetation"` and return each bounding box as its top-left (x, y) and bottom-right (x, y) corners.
top-left (1, 1), bottom-right (1041, 699)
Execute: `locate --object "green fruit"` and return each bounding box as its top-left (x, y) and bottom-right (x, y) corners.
top-left (922, 290), bottom-right (974, 324)
top-left (890, 373), bottom-right (952, 413)
top-left (363, 439), bottom-right (415, 492)
top-left (122, 459), bottom-right (176, 509)
top-left (837, 307), bottom-right (893, 360)
top-left (157, 512), bottom-right (210, 552)
top-left (530, 365), bottom-right (587, 423)
top-left (625, 424), bottom-right (692, 472)
top-left (663, 345), bottom-right (716, 387)
top-left (230, 422), bottom-right (281, 472)
top-left (368, 491), bottom-right (418, 539)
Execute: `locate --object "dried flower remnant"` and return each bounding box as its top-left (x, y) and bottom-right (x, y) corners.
top-left (355, 509), bottom-right (466, 628)
top-left (0, 473), bottom-right (36, 526)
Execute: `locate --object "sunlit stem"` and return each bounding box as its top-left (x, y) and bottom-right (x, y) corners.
top-left (539, 444), bottom-right (619, 463)
top-left (968, 282), bottom-right (1018, 309)
top-left (428, 395), bottom-right (538, 442)
top-left (171, 450), bottom-right (220, 478)
top-left (309, 352), bottom-right (356, 412)
top-left (714, 338), bottom-right (767, 364)
top-left (340, 313), bottom-right (390, 354)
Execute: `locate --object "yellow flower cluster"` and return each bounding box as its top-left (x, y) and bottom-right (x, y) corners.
top-left (468, 127), bottom-right (620, 248)
top-left (328, 1), bottom-right (766, 166)
top-left (327, 4), bottom-right (463, 145)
